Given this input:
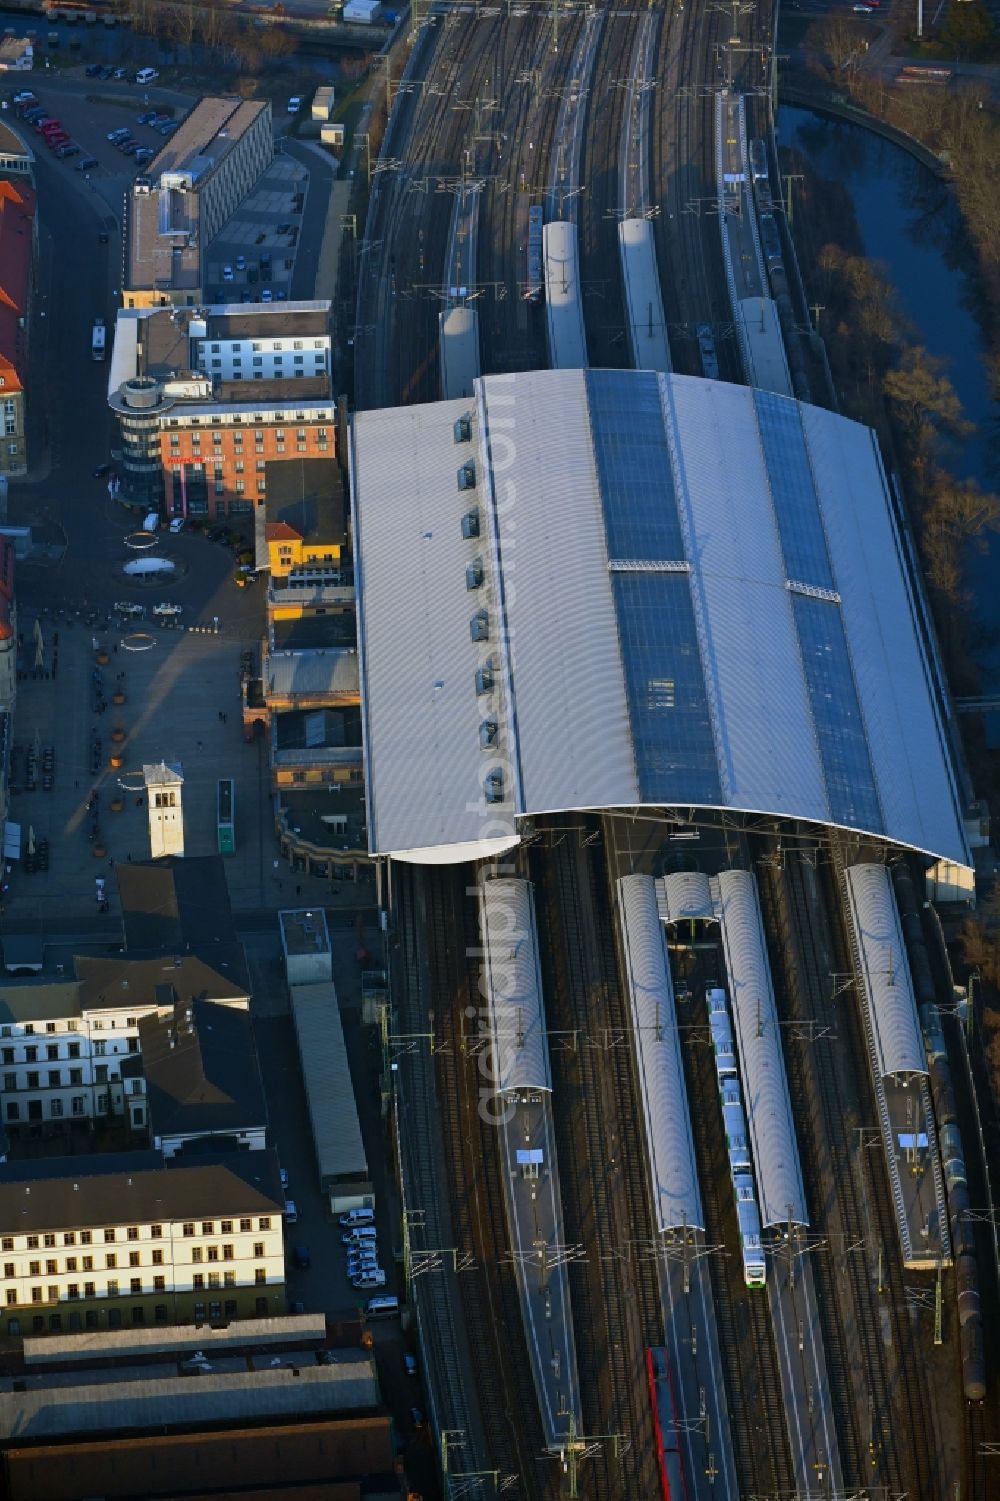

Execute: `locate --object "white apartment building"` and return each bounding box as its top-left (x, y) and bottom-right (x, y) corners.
top-left (0, 956), bottom-right (250, 1137)
top-left (0, 1151), bottom-right (284, 1335)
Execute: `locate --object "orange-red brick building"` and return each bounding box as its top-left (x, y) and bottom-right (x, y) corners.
top-left (0, 178), bottom-right (35, 477)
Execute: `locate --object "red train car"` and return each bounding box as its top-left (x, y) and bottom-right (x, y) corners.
top-left (646, 1347), bottom-right (690, 1501)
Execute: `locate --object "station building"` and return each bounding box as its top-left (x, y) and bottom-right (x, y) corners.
top-left (0, 179), bottom-right (35, 480)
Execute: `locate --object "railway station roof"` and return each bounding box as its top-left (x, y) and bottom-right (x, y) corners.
top-left (617, 874), bottom-right (703, 1233)
top-left (842, 863), bottom-right (927, 1079)
top-left (351, 369), bottom-right (969, 867)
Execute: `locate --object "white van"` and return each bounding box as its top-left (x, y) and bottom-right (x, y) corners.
top-left (353, 1269), bottom-right (386, 1289)
top-left (342, 1225), bottom-right (377, 1245)
top-left (142, 511), bottom-right (159, 532)
top-left (339, 1207), bottom-right (374, 1229)
top-left (136, 68), bottom-right (159, 84)
top-left (366, 1295), bottom-right (400, 1318)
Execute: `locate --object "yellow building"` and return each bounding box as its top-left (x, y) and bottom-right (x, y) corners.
top-left (0, 1152), bottom-right (285, 1337)
top-left (263, 456), bottom-right (345, 580)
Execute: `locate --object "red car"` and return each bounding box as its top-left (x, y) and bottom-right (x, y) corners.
top-left (46, 134), bottom-right (70, 150)
top-left (40, 121), bottom-right (63, 137)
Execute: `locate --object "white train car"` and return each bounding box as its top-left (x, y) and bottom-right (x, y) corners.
top-left (707, 987), bottom-right (736, 1078)
top-left (721, 1080), bottom-right (751, 1173)
top-left (735, 1174), bottom-right (766, 1287)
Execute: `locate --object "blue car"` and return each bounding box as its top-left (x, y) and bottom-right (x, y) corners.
top-left (137, 111), bottom-right (158, 125)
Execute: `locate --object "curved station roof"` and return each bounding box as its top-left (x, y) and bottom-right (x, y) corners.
top-left (351, 369), bottom-right (968, 867)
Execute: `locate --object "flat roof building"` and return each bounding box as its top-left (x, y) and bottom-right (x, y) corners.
top-left (351, 369), bottom-right (970, 869)
top-left (126, 98), bottom-right (272, 308)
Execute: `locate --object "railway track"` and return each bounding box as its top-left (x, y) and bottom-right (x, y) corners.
top-left (420, 863), bottom-right (554, 1500)
top-left (773, 847), bottom-right (940, 1497)
top-left (391, 862), bottom-right (489, 1471)
top-left (576, 6), bottom-right (639, 368)
top-left (534, 827), bottom-right (662, 1500)
top-left (682, 971), bottom-right (796, 1496)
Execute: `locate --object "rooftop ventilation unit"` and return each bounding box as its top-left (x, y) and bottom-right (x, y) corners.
top-left (461, 509), bottom-right (480, 540)
top-left (458, 460), bottom-right (476, 492)
top-left (475, 663), bottom-right (494, 696)
top-left (484, 769), bottom-right (504, 804)
top-left (479, 720), bottom-right (498, 750)
top-left (470, 610), bottom-right (489, 643)
top-left (466, 559), bottom-right (484, 591)
top-left (454, 414), bottom-right (472, 444)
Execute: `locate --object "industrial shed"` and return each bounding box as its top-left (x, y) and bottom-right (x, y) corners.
top-left (351, 369), bottom-right (969, 871)
top-left (618, 874), bottom-right (703, 1234)
top-left (289, 982), bottom-right (369, 1193)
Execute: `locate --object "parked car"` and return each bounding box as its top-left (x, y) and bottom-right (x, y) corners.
top-left (134, 149), bottom-right (153, 164)
top-left (107, 127), bottom-right (129, 142)
top-left (261, 288), bottom-right (272, 303)
top-left (287, 95), bottom-right (302, 113)
top-left (404, 1354), bottom-right (418, 1378)
top-left (76, 157), bottom-right (98, 171)
top-left (55, 144), bottom-right (79, 158)
top-left (137, 110), bottom-right (158, 125)
top-left (276, 222), bottom-right (291, 235)
top-left (168, 516), bottom-right (186, 534)
top-left (292, 1244), bottom-right (310, 1270)
top-left (240, 290), bottom-right (252, 302)
top-left (95, 877), bottom-right (106, 904)
top-left (410, 1407), bottom-right (426, 1430)
top-left (113, 66), bottom-right (128, 79)
top-left (276, 290), bottom-right (287, 301)
top-left (93, 463), bottom-right (112, 478)
top-left (235, 253), bottom-right (246, 271)
top-left (85, 63), bottom-right (101, 76)
top-left (222, 264), bottom-right (234, 281)
top-left (120, 142), bottom-right (139, 156)
top-left (46, 135), bottom-right (70, 150)
top-left (97, 65), bottom-right (113, 79)
top-left (284, 1198), bottom-right (298, 1224)
top-left (279, 1167), bottom-right (289, 1190)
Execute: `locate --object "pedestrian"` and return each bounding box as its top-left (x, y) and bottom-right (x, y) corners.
top-left (223, 712), bottom-right (227, 724)
top-left (197, 740), bottom-right (202, 749)
top-left (127, 852), bottom-right (132, 862)
top-left (295, 884), bottom-right (301, 897)
top-left (218, 711), bottom-right (223, 722)
top-left (107, 857), bottom-right (113, 869)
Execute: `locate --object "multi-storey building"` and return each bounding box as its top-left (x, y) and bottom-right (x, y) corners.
top-left (134, 997), bottom-right (267, 1160)
top-left (108, 302), bottom-right (333, 515)
top-left (0, 1149), bottom-right (284, 1335)
top-left (125, 97), bottom-right (273, 310)
top-left (0, 952), bottom-right (250, 1137)
top-left (0, 179), bottom-right (35, 479)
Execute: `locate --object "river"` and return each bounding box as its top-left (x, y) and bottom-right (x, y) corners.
top-left (777, 104), bottom-right (1000, 709)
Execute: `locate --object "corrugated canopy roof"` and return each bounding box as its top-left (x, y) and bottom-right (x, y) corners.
top-left (843, 863), bottom-right (927, 1079)
top-left (479, 878), bottom-right (551, 1094)
top-left (618, 874), bottom-right (702, 1233)
top-left (713, 869), bottom-right (808, 1229)
top-left (353, 370), bottom-right (968, 867)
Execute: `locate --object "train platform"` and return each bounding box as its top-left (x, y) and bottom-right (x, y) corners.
top-left (883, 1078), bottom-right (951, 1270)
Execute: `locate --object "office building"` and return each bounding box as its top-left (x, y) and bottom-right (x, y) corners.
top-left (0, 1149), bottom-right (284, 1335)
top-left (125, 98), bottom-right (273, 309)
top-left (107, 302), bottom-right (333, 514)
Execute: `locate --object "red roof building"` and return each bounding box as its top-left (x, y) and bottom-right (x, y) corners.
top-left (0, 178), bottom-right (34, 396)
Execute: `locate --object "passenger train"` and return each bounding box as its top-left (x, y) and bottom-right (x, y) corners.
top-left (707, 987), bottom-right (766, 1288)
top-left (524, 204), bottom-right (544, 302)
